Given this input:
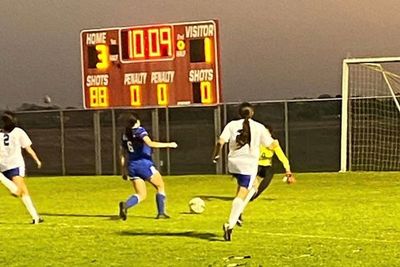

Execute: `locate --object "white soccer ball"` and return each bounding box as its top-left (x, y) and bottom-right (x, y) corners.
top-left (189, 197), bottom-right (205, 214)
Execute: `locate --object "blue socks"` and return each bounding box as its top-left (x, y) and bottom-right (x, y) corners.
top-left (126, 194), bottom-right (139, 209)
top-left (156, 193), bottom-right (166, 214)
top-left (125, 193), bottom-right (166, 214)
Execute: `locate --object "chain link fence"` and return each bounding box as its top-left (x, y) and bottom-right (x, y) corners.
top-left (12, 99), bottom-right (341, 176)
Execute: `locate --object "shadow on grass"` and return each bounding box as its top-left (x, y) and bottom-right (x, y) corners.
top-left (195, 195), bottom-right (234, 201)
top-left (196, 195), bottom-right (276, 202)
top-left (118, 230), bottom-right (221, 241)
top-left (40, 213), bottom-right (120, 220)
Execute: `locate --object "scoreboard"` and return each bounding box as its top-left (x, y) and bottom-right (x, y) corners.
top-left (80, 20), bottom-right (221, 109)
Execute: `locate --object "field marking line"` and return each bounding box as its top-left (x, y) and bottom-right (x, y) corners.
top-left (262, 232), bottom-right (400, 243)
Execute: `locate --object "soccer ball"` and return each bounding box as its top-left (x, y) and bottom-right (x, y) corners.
top-left (188, 197), bottom-right (205, 214)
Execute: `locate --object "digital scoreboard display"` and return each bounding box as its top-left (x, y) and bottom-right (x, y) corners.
top-left (80, 20), bottom-right (221, 109)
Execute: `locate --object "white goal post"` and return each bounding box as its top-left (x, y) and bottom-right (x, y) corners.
top-left (341, 57), bottom-right (400, 172)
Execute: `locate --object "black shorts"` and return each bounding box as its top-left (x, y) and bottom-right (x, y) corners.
top-left (257, 165), bottom-right (272, 179)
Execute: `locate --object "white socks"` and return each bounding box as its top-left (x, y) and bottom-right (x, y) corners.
top-left (0, 175), bottom-right (18, 195)
top-left (227, 188), bottom-right (257, 229)
top-left (242, 187), bottom-right (257, 210)
top-left (228, 197), bottom-right (245, 229)
top-left (21, 195), bottom-right (39, 220)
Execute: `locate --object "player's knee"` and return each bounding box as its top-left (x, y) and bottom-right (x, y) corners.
top-left (137, 192), bottom-right (147, 201)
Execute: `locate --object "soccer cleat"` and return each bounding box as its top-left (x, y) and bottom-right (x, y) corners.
top-left (119, 201), bottom-right (128, 221)
top-left (236, 214), bottom-right (243, 227)
top-left (31, 217), bottom-right (44, 224)
top-left (155, 213), bottom-right (171, 219)
top-left (223, 223), bottom-right (233, 241)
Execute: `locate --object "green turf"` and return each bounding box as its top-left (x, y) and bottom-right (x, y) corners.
top-left (1, 172), bottom-right (400, 266)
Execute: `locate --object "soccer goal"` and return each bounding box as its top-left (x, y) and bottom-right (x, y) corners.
top-left (341, 57), bottom-right (400, 172)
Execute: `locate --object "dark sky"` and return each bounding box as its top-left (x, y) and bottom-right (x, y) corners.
top-left (1, 0), bottom-right (400, 109)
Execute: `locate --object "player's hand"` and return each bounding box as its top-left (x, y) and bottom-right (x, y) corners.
top-left (36, 160), bottom-right (42, 169)
top-left (285, 172), bottom-right (296, 184)
top-left (169, 142), bottom-right (178, 148)
top-left (212, 155), bottom-right (220, 163)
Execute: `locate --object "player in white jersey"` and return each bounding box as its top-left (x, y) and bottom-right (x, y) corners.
top-left (212, 102), bottom-right (275, 241)
top-left (0, 111), bottom-right (43, 224)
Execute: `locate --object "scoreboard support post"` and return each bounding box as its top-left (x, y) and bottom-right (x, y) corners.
top-left (165, 107), bottom-right (171, 175)
top-left (93, 111), bottom-right (102, 175)
top-left (214, 105), bottom-right (223, 174)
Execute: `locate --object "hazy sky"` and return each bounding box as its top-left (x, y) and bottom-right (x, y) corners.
top-left (1, 0), bottom-right (400, 109)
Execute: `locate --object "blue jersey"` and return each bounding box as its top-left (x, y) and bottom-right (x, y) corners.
top-left (122, 127), bottom-right (152, 161)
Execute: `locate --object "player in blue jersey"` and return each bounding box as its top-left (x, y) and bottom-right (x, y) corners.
top-left (118, 112), bottom-right (177, 220)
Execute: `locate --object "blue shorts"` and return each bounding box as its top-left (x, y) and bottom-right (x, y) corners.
top-left (232, 173), bottom-right (255, 189)
top-left (2, 167), bottom-right (23, 180)
top-left (127, 159), bottom-right (158, 180)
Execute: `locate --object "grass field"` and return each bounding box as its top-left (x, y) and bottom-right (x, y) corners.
top-left (1, 172), bottom-right (400, 266)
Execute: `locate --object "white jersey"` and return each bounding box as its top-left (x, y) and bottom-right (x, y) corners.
top-left (0, 127), bottom-right (32, 171)
top-left (220, 119), bottom-right (273, 175)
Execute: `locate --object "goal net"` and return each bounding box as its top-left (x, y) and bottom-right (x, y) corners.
top-left (341, 57), bottom-right (400, 171)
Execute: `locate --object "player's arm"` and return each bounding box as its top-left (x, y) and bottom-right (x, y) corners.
top-left (212, 123), bottom-right (230, 163)
top-left (142, 136), bottom-right (177, 149)
top-left (272, 140), bottom-right (296, 183)
top-left (212, 138), bottom-right (225, 163)
top-left (272, 140), bottom-right (290, 172)
top-left (261, 127), bottom-right (276, 150)
top-left (119, 145), bottom-right (128, 180)
top-left (24, 146), bottom-right (42, 169)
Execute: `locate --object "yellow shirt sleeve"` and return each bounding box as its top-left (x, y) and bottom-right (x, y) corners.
top-left (274, 145), bottom-right (290, 171)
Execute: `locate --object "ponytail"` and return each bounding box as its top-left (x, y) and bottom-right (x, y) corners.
top-left (236, 102), bottom-right (253, 149)
top-left (236, 118), bottom-right (251, 149)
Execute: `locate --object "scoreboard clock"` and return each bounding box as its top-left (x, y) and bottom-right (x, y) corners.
top-left (80, 20), bottom-right (221, 109)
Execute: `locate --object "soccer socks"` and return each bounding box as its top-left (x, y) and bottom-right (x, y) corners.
top-left (21, 195), bottom-right (39, 221)
top-left (126, 194), bottom-right (140, 209)
top-left (0, 175), bottom-right (18, 195)
top-left (156, 193), bottom-right (166, 215)
top-left (228, 197), bottom-right (245, 229)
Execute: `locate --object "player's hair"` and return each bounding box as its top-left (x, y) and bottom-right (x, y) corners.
top-left (236, 102), bottom-right (253, 149)
top-left (124, 112), bottom-right (140, 143)
top-left (1, 111), bottom-right (17, 132)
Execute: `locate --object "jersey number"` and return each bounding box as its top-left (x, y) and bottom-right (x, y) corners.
top-left (3, 134), bottom-right (9, 146)
top-left (127, 141), bottom-right (135, 152)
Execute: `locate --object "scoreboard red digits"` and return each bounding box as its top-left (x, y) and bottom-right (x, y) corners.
top-left (80, 20), bottom-right (221, 109)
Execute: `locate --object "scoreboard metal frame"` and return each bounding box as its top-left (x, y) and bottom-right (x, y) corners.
top-left (80, 19), bottom-right (221, 109)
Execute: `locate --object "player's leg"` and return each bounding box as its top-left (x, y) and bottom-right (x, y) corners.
top-left (251, 166), bottom-right (273, 201)
top-left (236, 176), bottom-right (259, 226)
top-left (0, 172), bottom-right (18, 196)
top-left (119, 178), bottom-right (146, 220)
top-left (224, 174), bottom-right (256, 241)
top-left (11, 171), bottom-right (42, 224)
top-left (148, 168), bottom-right (169, 219)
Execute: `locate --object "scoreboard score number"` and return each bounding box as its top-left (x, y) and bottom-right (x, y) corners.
top-left (80, 20), bottom-right (221, 109)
